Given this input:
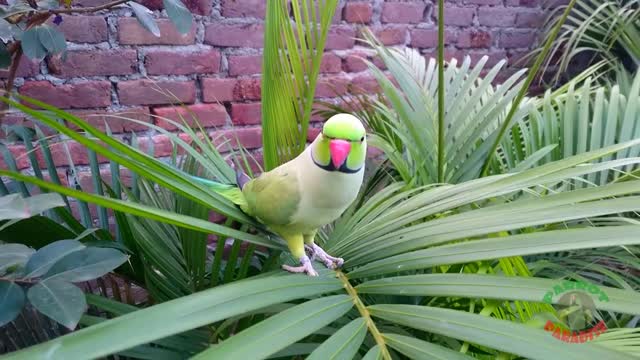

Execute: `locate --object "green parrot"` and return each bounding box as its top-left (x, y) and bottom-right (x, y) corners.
top-left (192, 114), bottom-right (367, 276)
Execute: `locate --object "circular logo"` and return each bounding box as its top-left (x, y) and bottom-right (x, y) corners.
top-left (555, 291), bottom-right (597, 331)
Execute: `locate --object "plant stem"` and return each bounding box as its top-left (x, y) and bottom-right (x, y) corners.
top-left (50, 0), bottom-right (130, 14)
top-left (336, 271), bottom-right (391, 360)
top-left (479, 0), bottom-right (579, 177)
top-left (437, 0), bottom-right (445, 184)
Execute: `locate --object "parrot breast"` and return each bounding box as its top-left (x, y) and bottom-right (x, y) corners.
top-left (287, 145), bottom-right (364, 233)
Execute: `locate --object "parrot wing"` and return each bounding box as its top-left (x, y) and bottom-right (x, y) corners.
top-left (242, 165), bottom-right (301, 226)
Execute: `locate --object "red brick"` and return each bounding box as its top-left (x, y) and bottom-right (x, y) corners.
top-left (321, 53), bottom-right (342, 73)
top-left (202, 78), bottom-right (237, 102)
top-left (211, 127), bottom-right (262, 150)
top-left (228, 55), bottom-right (262, 76)
top-left (118, 80), bottom-right (196, 105)
top-left (501, 31), bottom-right (536, 48)
top-left (344, 52), bottom-right (369, 72)
top-left (315, 75), bottom-right (349, 97)
top-left (205, 23), bottom-right (264, 48)
top-left (326, 26), bottom-right (356, 50)
top-left (0, 144), bottom-right (29, 170)
top-left (221, 0), bottom-right (265, 18)
top-left (153, 104), bottom-right (227, 130)
top-left (136, 0), bottom-right (212, 15)
top-left (233, 78), bottom-right (261, 101)
top-left (505, 0), bottom-right (540, 7)
top-left (464, 0), bottom-right (501, 4)
top-left (516, 10), bottom-right (544, 28)
top-left (352, 74), bottom-right (379, 93)
top-left (19, 81), bottom-right (111, 109)
top-left (230, 103), bottom-right (261, 125)
top-left (145, 50), bottom-right (220, 75)
top-left (67, 108), bottom-right (152, 133)
top-left (118, 18), bottom-right (196, 45)
top-left (439, 6), bottom-right (475, 27)
top-left (0, 57), bottom-right (39, 78)
top-left (371, 26), bottom-right (407, 46)
top-left (410, 29), bottom-right (457, 48)
top-left (507, 50), bottom-right (531, 66)
top-left (344, 2), bottom-right (373, 24)
top-left (49, 50), bottom-right (137, 77)
top-left (50, 15), bottom-right (108, 43)
top-left (458, 30), bottom-right (493, 48)
top-left (382, 2), bottom-right (426, 24)
top-left (478, 7), bottom-right (517, 27)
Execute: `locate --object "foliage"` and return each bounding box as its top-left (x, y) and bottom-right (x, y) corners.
top-left (533, 0), bottom-right (640, 83)
top-left (261, 0), bottom-right (339, 170)
top-left (498, 67), bottom-right (640, 181)
top-left (0, 193), bottom-right (128, 330)
top-left (1, 0), bottom-right (640, 359)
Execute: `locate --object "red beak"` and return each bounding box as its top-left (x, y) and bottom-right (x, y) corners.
top-left (329, 139), bottom-right (351, 169)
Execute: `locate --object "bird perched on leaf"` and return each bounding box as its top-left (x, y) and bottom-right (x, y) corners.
top-left (191, 114), bottom-right (366, 276)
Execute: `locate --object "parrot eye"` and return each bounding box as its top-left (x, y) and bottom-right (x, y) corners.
top-left (360, 136), bottom-right (364, 142)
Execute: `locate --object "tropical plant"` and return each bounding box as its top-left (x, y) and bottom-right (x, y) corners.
top-left (2, 0), bottom-right (640, 359)
top-left (0, 193), bottom-right (128, 330)
top-left (533, 0), bottom-right (640, 83)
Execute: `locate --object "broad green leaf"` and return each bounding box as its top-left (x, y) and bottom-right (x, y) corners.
top-left (362, 345), bottom-right (382, 360)
top-left (129, 2), bottom-right (160, 37)
top-left (44, 247), bottom-right (128, 282)
top-left (163, 0), bottom-right (192, 34)
top-left (20, 27), bottom-right (47, 60)
top-left (357, 274), bottom-right (640, 315)
top-left (27, 279), bottom-right (86, 330)
top-left (36, 24), bottom-right (66, 54)
top-left (369, 305), bottom-right (636, 360)
top-left (0, 193), bottom-right (65, 222)
top-left (2, 273), bottom-right (342, 359)
top-left (0, 243), bottom-right (34, 275)
top-left (0, 281), bottom-right (25, 327)
top-left (0, 18), bottom-right (14, 42)
top-left (383, 333), bottom-right (473, 360)
top-left (192, 295), bottom-right (353, 359)
top-left (23, 240), bottom-right (86, 279)
top-left (307, 317), bottom-right (367, 360)
top-left (0, 193), bottom-right (30, 220)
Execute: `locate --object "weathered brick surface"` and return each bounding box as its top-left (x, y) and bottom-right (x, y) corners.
top-left (221, 0), bottom-right (266, 19)
top-left (205, 23), bottom-right (264, 47)
top-left (344, 2), bottom-right (373, 24)
top-left (20, 81), bottom-right (111, 109)
top-left (145, 49), bottom-right (221, 75)
top-left (118, 18), bottom-right (196, 45)
top-left (118, 80), bottom-right (196, 105)
top-left (3, 0), bottom-right (553, 204)
top-left (228, 55), bottom-right (262, 76)
top-left (50, 50), bottom-right (138, 77)
top-left (51, 15), bottom-right (108, 43)
top-left (382, 2), bottom-right (426, 24)
top-left (153, 104), bottom-right (227, 130)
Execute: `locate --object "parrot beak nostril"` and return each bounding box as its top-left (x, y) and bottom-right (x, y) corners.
top-left (329, 139), bottom-right (351, 168)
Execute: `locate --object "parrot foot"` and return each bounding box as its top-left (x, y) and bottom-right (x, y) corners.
top-left (311, 243), bottom-right (344, 270)
top-left (282, 255), bottom-right (318, 276)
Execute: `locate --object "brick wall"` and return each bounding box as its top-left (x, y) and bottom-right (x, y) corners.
top-left (1, 0), bottom-right (546, 187)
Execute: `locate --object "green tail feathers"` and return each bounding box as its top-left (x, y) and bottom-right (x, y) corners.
top-left (190, 175), bottom-right (248, 209)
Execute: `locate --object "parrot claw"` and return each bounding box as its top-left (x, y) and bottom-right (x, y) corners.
top-left (311, 243), bottom-right (344, 270)
top-left (282, 255), bottom-right (318, 276)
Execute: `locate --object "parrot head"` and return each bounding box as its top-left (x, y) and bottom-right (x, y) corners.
top-left (311, 113), bottom-right (367, 173)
